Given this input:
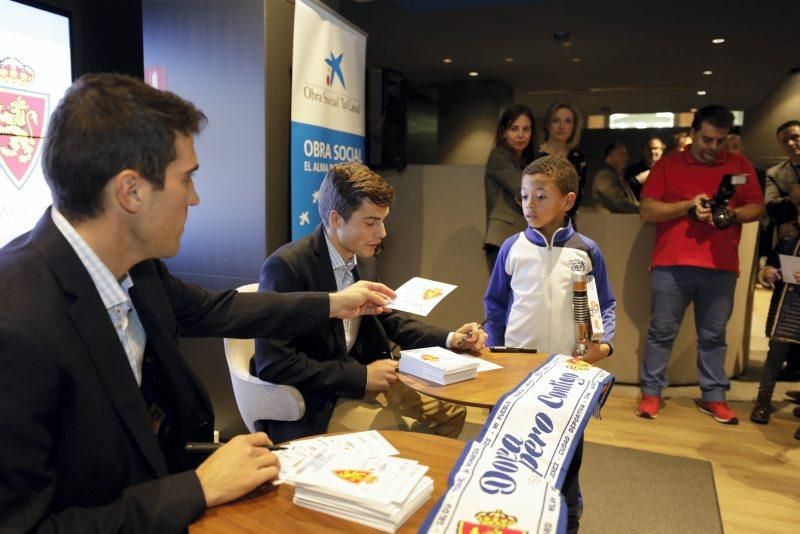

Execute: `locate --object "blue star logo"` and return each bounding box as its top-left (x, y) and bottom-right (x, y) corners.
top-left (325, 52), bottom-right (345, 89)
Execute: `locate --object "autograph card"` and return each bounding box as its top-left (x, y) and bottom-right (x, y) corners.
top-left (385, 277), bottom-right (457, 316)
top-left (779, 254), bottom-right (800, 284)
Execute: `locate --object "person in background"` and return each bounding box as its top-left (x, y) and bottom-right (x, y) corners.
top-left (765, 121), bottom-right (800, 219)
top-left (724, 133), bottom-right (766, 192)
top-left (624, 136), bottom-right (665, 200)
top-left (593, 142), bottom-right (638, 213)
top-left (539, 101), bottom-right (588, 220)
top-left (484, 155), bottom-right (616, 534)
top-left (671, 131), bottom-right (692, 153)
top-left (723, 132), bottom-right (771, 258)
top-left (484, 104), bottom-right (537, 269)
top-left (636, 105), bottom-right (764, 424)
top-left (765, 121), bottom-right (800, 235)
top-left (751, 200), bottom-right (800, 440)
top-left (764, 120), bottom-right (800, 381)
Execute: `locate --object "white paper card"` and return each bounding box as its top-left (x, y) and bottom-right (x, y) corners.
top-left (385, 277), bottom-right (457, 316)
top-left (779, 254), bottom-right (800, 284)
top-left (275, 431), bottom-right (399, 483)
top-left (476, 359), bottom-right (503, 372)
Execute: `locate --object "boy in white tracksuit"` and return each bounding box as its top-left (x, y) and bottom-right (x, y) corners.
top-left (484, 155), bottom-right (616, 533)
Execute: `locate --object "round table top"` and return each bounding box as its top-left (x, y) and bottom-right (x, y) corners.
top-left (190, 430), bottom-right (465, 533)
top-left (397, 348), bottom-right (551, 408)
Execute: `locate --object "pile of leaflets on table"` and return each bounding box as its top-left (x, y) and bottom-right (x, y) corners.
top-left (399, 346), bottom-right (479, 385)
top-left (276, 431), bottom-right (433, 533)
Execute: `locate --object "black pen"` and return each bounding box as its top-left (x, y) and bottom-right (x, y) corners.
top-left (456, 318), bottom-right (488, 346)
top-left (185, 442), bottom-right (287, 453)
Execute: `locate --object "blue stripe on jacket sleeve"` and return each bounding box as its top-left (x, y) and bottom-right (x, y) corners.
top-left (484, 235), bottom-right (516, 346)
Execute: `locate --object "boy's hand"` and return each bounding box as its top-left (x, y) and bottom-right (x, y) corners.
top-left (451, 322), bottom-right (488, 351)
top-left (576, 341), bottom-right (610, 365)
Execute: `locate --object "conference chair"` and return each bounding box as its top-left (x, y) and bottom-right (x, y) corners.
top-left (223, 283), bottom-right (306, 432)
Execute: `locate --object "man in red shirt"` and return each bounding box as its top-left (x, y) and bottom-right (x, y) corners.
top-left (636, 105), bottom-right (764, 424)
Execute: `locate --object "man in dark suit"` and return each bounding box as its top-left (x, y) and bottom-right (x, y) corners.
top-left (624, 136), bottom-right (665, 201)
top-left (253, 163), bottom-right (487, 443)
top-left (765, 120), bottom-right (800, 227)
top-left (0, 74), bottom-right (393, 533)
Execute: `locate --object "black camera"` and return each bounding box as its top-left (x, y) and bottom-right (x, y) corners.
top-left (690, 173), bottom-right (748, 229)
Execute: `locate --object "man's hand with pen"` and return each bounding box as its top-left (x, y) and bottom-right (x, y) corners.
top-left (451, 319), bottom-right (488, 352)
top-left (194, 432), bottom-right (281, 508)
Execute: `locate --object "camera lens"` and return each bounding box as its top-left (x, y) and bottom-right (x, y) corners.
top-left (712, 208), bottom-right (733, 229)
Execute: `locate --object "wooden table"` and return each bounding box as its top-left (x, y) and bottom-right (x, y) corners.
top-left (190, 431), bottom-right (464, 533)
top-left (397, 348), bottom-right (551, 408)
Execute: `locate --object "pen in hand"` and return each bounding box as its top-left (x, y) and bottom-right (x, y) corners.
top-left (456, 318), bottom-right (488, 347)
top-left (185, 442), bottom-right (287, 454)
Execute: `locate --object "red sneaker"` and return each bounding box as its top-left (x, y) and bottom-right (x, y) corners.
top-left (636, 395), bottom-right (660, 419)
top-left (698, 400), bottom-right (739, 424)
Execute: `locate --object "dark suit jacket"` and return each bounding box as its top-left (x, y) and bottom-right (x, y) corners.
top-left (765, 159), bottom-right (800, 225)
top-left (592, 163), bottom-right (640, 213)
top-left (624, 160), bottom-right (649, 200)
top-left (0, 210), bottom-right (330, 533)
top-left (253, 224), bottom-right (448, 442)
top-left (484, 145), bottom-right (528, 248)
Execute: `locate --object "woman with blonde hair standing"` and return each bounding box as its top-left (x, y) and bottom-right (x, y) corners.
top-left (539, 101), bottom-right (588, 219)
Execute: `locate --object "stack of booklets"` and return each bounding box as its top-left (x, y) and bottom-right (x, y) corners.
top-left (399, 346), bottom-right (479, 385)
top-left (290, 450), bottom-right (433, 533)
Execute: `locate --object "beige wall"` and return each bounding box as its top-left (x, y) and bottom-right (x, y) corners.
top-left (741, 70), bottom-right (800, 169)
top-left (381, 165), bottom-right (758, 385)
top-left (380, 165), bottom-right (489, 330)
top-left (435, 80), bottom-right (512, 165)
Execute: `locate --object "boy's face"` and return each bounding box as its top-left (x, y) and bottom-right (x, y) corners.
top-left (329, 199), bottom-right (389, 259)
top-left (521, 173), bottom-right (574, 235)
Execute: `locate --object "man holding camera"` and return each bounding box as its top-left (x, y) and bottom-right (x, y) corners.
top-left (636, 106), bottom-right (764, 423)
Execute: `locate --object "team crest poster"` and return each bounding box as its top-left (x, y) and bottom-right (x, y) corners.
top-left (0, 2), bottom-right (71, 248)
top-left (290, 0), bottom-right (366, 238)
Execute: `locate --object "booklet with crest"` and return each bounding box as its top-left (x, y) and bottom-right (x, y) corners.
top-left (399, 346), bottom-right (479, 385)
top-left (290, 449), bottom-right (433, 533)
top-left (294, 475), bottom-right (433, 533)
top-left (291, 452), bottom-right (426, 506)
top-left (385, 277), bottom-right (457, 316)
top-left (275, 430), bottom-right (399, 484)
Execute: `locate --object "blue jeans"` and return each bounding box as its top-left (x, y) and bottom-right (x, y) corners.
top-left (640, 266), bottom-right (736, 401)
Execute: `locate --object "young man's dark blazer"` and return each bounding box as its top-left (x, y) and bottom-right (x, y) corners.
top-left (0, 210), bottom-right (331, 533)
top-left (253, 224), bottom-right (449, 443)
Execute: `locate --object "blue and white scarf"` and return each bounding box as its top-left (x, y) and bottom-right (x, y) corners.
top-left (421, 354), bottom-right (614, 534)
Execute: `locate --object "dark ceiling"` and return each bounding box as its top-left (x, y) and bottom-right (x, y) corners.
top-left (340, 0), bottom-right (799, 115)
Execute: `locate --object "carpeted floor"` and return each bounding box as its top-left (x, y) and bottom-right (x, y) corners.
top-left (580, 442), bottom-right (723, 534)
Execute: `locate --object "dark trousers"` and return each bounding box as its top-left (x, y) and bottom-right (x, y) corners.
top-left (563, 436), bottom-right (584, 534)
top-left (761, 340), bottom-right (797, 389)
